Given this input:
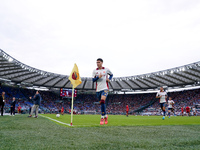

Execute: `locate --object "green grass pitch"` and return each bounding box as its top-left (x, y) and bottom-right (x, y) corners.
top-left (0, 114), bottom-right (200, 150)
top-left (41, 114), bottom-right (200, 127)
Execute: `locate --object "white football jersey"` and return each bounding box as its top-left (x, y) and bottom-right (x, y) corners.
top-left (193, 108), bottom-right (196, 112)
top-left (92, 67), bottom-right (113, 92)
top-left (168, 100), bottom-right (174, 108)
top-left (156, 91), bottom-right (167, 103)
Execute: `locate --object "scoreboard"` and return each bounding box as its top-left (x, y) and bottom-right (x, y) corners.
top-left (60, 88), bottom-right (77, 97)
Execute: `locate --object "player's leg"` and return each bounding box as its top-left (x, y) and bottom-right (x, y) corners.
top-left (100, 95), bottom-right (106, 125)
top-left (168, 109), bottom-right (171, 118)
top-left (11, 107), bottom-right (14, 116)
top-left (13, 107), bottom-right (15, 116)
top-left (100, 90), bottom-right (108, 125)
top-left (10, 107), bottom-right (12, 116)
top-left (161, 103), bottom-right (165, 119)
top-left (29, 104), bottom-right (35, 117)
top-left (35, 105), bottom-right (39, 118)
top-left (97, 91), bottom-right (104, 125)
top-left (1, 103), bottom-right (4, 116)
top-left (172, 108), bottom-right (175, 116)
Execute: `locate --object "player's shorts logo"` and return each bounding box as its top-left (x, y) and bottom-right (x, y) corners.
top-left (72, 71), bottom-right (80, 80)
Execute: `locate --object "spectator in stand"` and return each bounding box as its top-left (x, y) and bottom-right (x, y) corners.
top-left (0, 92), bottom-right (5, 116)
top-left (10, 97), bottom-right (16, 116)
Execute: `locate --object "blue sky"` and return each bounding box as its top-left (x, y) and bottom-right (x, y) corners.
top-left (0, 0), bottom-right (200, 77)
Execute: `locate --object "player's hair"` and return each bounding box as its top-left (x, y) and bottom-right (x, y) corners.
top-left (97, 58), bottom-right (103, 62)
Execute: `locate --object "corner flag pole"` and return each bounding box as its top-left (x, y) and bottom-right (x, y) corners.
top-left (70, 88), bottom-right (74, 126)
top-left (68, 63), bottom-right (82, 126)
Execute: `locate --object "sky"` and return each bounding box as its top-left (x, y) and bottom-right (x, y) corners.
top-left (0, 0), bottom-right (200, 78)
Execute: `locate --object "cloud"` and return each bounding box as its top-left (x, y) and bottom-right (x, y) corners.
top-left (0, 0), bottom-right (200, 77)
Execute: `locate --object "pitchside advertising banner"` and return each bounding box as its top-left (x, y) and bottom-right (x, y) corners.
top-left (60, 88), bottom-right (77, 97)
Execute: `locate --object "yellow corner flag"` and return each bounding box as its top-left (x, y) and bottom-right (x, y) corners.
top-left (68, 63), bottom-right (82, 88)
top-left (68, 63), bottom-right (82, 126)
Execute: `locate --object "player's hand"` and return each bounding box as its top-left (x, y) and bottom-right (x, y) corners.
top-left (106, 78), bottom-right (110, 82)
top-left (29, 97), bottom-right (32, 99)
top-left (99, 73), bottom-right (102, 78)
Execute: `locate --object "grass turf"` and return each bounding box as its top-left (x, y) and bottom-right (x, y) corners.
top-left (0, 114), bottom-right (200, 150)
top-left (41, 114), bottom-right (200, 127)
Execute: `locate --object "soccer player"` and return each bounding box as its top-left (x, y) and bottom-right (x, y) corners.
top-left (61, 107), bottom-right (64, 115)
top-left (192, 107), bottom-right (197, 116)
top-left (167, 97), bottom-right (174, 118)
top-left (186, 106), bottom-right (190, 117)
top-left (156, 87), bottom-right (167, 120)
top-left (92, 58), bottom-right (113, 125)
top-left (18, 105), bottom-right (22, 114)
top-left (126, 105), bottom-right (129, 117)
top-left (181, 107), bottom-right (184, 116)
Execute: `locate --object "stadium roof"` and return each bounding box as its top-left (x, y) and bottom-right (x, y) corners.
top-left (1, 49), bottom-right (200, 92)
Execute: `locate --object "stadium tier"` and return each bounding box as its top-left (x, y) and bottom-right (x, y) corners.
top-left (1, 85), bottom-right (200, 115)
top-left (1, 49), bottom-right (200, 91)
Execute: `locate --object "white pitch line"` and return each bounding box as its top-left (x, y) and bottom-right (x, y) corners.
top-left (39, 115), bottom-right (72, 126)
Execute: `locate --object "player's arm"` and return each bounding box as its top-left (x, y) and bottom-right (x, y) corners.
top-left (92, 70), bottom-right (99, 82)
top-left (164, 92), bottom-right (168, 99)
top-left (106, 68), bottom-right (113, 82)
top-left (93, 76), bottom-right (99, 82)
top-left (106, 74), bottom-right (113, 82)
top-left (156, 93), bottom-right (162, 98)
top-left (32, 94), bottom-right (38, 100)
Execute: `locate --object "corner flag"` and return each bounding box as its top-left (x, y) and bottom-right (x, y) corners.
top-left (68, 63), bottom-right (82, 126)
top-left (68, 63), bottom-right (82, 88)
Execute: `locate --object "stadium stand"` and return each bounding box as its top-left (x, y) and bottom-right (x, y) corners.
top-left (1, 85), bottom-right (200, 116)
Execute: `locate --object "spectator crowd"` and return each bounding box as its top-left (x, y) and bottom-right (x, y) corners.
top-left (1, 85), bottom-right (200, 115)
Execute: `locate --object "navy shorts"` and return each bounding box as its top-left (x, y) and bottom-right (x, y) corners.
top-left (160, 103), bottom-right (166, 108)
top-left (168, 108), bottom-right (173, 110)
top-left (96, 90), bottom-right (108, 101)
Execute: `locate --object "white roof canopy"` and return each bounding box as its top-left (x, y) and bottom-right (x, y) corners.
top-left (1, 49), bottom-right (200, 91)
